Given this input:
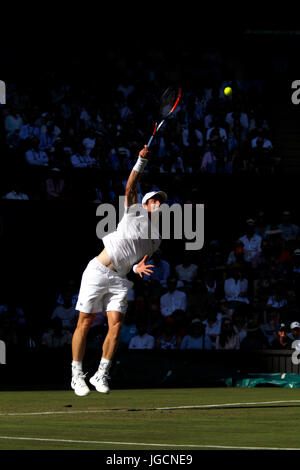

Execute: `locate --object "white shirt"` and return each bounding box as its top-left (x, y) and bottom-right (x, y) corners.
top-left (204, 114), bottom-right (213, 129)
top-left (19, 124), bottom-right (40, 140)
top-left (3, 191), bottom-right (29, 200)
top-left (128, 333), bottom-right (155, 349)
top-left (206, 127), bottom-right (227, 142)
top-left (180, 334), bottom-right (213, 350)
top-left (224, 278), bottom-right (249, 303)
top-left (182, 127), bottom-right (203, 147)
top-left (175, 263), bottom-right (198, 282)
top-left (160, 290), bottom-right (187, 317)
top-left (251, 137), bottom-right (273, 149)
top-left (42, 329), bottom-right (72, 348)
top-left (25, 149), bottom-right (49, 166)
top-left (103, 204), bottom-right (161, 277)
top-left (233, 325), bottom-right (248, 343)
top-left (267, 296), bottom-right (287, 309)
top-left (82, 137), bottom-right (96, 155)
top-left (51, 306), bottom-right (77, 329)
top-left (5, 114), bottom-right (23, 135)
top-left (225, 112), bottom-right (249, 129)
top-left (239, 234), bottom-right (262, 262)
top-left (203, 313), bottom-right (223, 336)
top-left (71, 154), bottom-right (96, 168)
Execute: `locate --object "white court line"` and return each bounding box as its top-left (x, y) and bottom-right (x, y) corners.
top-left (0, 435), bottom-right (300, 450)
top-left (1, 400), bottom-right (300, 417)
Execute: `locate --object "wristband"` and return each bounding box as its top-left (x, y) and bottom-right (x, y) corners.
top-left (133, 264), bottom-right (138, 273)
top-left (133, 156), bottom-right (148, 173)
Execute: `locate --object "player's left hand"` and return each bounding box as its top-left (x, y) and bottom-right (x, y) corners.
top-left (136, 254), bottom-right (154, 278)
top-left (139, 145), bottom-right (151, 160)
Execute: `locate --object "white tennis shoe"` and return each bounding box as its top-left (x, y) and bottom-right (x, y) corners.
top-left (89, 371), bottom-right (110, 394)
top-left (71, 372), bottom-right (90, 396)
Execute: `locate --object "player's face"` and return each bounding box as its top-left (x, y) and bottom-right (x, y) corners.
top-left (146, 196), bottom-right (163, 212)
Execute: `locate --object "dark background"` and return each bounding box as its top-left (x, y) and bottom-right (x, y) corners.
top-left (1, 11), bottom-right (300, 357)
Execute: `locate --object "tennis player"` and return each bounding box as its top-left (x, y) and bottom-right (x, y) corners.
top-left (71, 145), bottom-right (167, 396)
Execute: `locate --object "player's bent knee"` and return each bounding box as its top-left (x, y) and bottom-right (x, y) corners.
top-left (77, 313), bottom-right (96, 330)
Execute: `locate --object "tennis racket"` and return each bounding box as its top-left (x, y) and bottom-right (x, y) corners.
top-left (147, 85), bottom-right (182, 148)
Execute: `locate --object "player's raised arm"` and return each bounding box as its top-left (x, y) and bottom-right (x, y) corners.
top-left (125, 145), bottom-right (151, 207)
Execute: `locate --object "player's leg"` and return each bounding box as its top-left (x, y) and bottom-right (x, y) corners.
top-left (71, 257), bottom-right (107, 396)
top-left (102, 310), bottom-right (125, 359)
top-left (72, 312), bottom-right (96, 365)
top-left (71, 312), bottom-right (96, 396)
top-left (90, 310), bottom-right (125, 394)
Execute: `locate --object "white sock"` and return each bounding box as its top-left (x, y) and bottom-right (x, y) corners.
top-left (98, 358), bottom-right (111, 375)
top-left (72, 360), bottom-right (83, 375)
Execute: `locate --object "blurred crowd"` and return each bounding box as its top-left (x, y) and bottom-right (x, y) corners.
top-left (0, 50), bottom-right (281, 203)
top-left (1, 208), bottom-right (300, 352)
top-left (0, 51), bottom-right (295, 354)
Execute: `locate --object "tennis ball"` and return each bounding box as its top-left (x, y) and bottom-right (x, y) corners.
top-left (224, 86), bottom-right (232, 97)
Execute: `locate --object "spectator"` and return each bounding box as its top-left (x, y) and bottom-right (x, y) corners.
top-left (225, 106), bottom-right (249, 131)
top-left (25, 138), bottom-right (49, 166)
top-left (206, 116), bottom-right (227, 143)
top-left (232, 311), bottom-right (248, 343)
top-left (71, 144), bottom-right (96, 168)
top-left (171, 309), bottom-right (188, 341)
top-left (261, 309), bottom-right (280, 346)
top-left (216, 318), bottom-right (240, 350)
top-left (119, 308), bottom-right (137, 349)
top-left (175, 254), bottom-right (198, 285)
top-left (143, 249), bottom-right (170, 289)
top-left (183, 121), bottom-right (204, 149)
top-left (278, 211), bottom-right (300, 241)
top-left (51, 292), bottom-right (78, 331)
top-left (42, 317), bottom-right (72, 348)
top-left (160, 277), bottom-right (187, 317)
top-left (240, 317), bottom-right (269, 350)
top-left (255, 210), bottom-right (268, 239)
top-left (250, 127), bottom-right (274, 174)
top-left (266, 287), bottom-right (287, 310)
top-left (45, 169), bottom-right (65, 200)
top-left (271, 323), bottom-right (293, 349)
top-left (2, 182), bottom-right (29, 200)
top-left (158, 147), bottom-right (185, 174)
top-left (227, 240), bottom-right (246, 266)
top-left (201, 137), bottom-right (229, 173)
top-left (155, 317), bottom-right (180, 350)
top-left (180, 319), bottom-right (213, 350)
top-left (251, 127), bottom-right (273, 150)
top-left (224, 266), bottom-right (249, 304)
top-left (202, 271), bottom-right (218, 296)
top-left (39, 121), bottom-right (60, 151)
top-left (57, 279), bottom-right (79, 308)
top-left (239, 219), bottom-right (262, 263)
top-left (4, 106), bottom-right (23, 137)
top-left (128, 322), bottom-right (155, 350)
top-left (202, 309), bottom-right (223, 348)
top-left (200, 148), bottom-right (217, 173)
top-left (287, 321), bottom-right (300, 347)
top-left (19, 116), bottom-right (40, 141)
top-left (82, 129), bottom-right (96, 156)
top-left (251, 238), bottom-right (273, 270)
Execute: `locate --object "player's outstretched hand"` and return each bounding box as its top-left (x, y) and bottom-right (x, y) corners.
top-left (139, 145), bottom-right (151, 160)
top-left (136, 254), bottom-right (154, 278)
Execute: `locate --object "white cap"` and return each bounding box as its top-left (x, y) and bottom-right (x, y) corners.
top-left (142, 190), bottom-right (168, 205)
top-left (290, 321), bottom-right (300, 330)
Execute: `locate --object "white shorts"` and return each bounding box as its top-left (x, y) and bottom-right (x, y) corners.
top-left (75, 257), bottom-right (134, 314)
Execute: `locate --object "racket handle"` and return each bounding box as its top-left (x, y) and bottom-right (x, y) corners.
top-left (147, 135), bottom-right (154, 148)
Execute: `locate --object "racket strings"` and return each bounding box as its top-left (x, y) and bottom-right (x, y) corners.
top-left (159, 87), bottom-right (182, 120)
